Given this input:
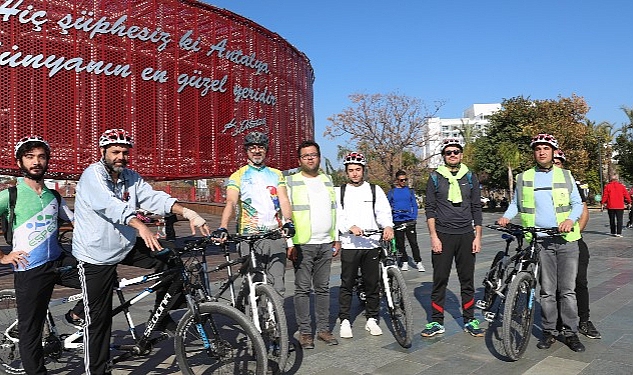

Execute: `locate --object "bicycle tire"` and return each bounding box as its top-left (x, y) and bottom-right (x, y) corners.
top-left (240, 284), bottom-right (288, 374)
top-left (482, 251), bottom-right (506, 311)
top-left (0, 290), bottom-right (23, 375)
top-left (174, 301), bottom-right (267, 375)
top-left (58, 229), bottom-right (73, 252)
top-left (502, 272), bottom-right (536, 361)
top-left (385, 267), bottom-right (413, 348)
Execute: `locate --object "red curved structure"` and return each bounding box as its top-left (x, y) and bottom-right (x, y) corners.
top-left (0, 0), bottom-right (314, 180)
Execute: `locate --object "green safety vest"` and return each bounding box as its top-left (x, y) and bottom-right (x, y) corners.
top-left (516, 167), bottom-right (581, 242)
top-left (286, 172), bottom-right (337, 244)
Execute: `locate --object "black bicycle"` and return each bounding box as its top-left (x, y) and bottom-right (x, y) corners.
top-left (352, 229), bottom-right (413, 348)
top-left (209, 230), bottom-right (289, 374)
top-left (0, 240), bottom-right (267, 375)
top-left (477, 223), bottom-right (561, 361)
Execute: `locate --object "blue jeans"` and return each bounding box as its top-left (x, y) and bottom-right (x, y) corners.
top-left (293, 243), bottom-right (334, 334)
top-left (539, 238), bottom-right (579, 336)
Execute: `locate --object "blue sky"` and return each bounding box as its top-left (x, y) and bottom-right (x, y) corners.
top-left (206, 0), bottom-right (633, 166)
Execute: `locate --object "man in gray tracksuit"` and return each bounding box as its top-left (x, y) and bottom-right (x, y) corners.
top-left (73, 129), bottom-right (210, 375)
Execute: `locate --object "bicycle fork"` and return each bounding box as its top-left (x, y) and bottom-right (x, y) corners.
top-left (381, 264), bottom-right (395, 309)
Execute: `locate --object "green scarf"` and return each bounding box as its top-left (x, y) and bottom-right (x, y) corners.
top-left (436, 164), bottom-right (469, 203)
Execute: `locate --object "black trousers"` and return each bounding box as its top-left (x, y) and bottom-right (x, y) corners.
top-left (430, 231), bottom-right (476, 325)
top-left (338, 248), bottom-right (380, 321)
top-left (607, 209), bottom-right (624, 235)
top-left (15, 252), bottom-right (80, 375)
top-left (78, 239), bottom-right (177, 375)
top-left (394, 221), bottom-right (422, 263)
top-left (575, 238), bottom-right (591, 321)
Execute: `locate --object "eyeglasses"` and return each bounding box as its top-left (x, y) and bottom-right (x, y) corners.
top-left (398, 178), bottom-right (408, 182)
top-left (443, 150), bottom-right (461, 156)
top-left (300, 152), bottom-right (319, 160)
top-left (247, 145), bottom-right (266, 152)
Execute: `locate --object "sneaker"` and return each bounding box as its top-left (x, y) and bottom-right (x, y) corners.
top-left (616, 234), bottom-right (623, 237)
top-left (463, 319), bottom-right (484, 337)
top-left (578, 320), bottom-right (601, 339)
top-left (416, 262), bottom-right (426, 272)
top-left (401, 262), bottom-right (409, 271)
top-left (298, 333), bottom-right (314, 349)
top-left (564, 333), bottom-right (585, 352)
top-left (420, 322), bottom-right (445, 337)
top-left (339, 319), bottom-right (353, 339)
top-left (317, 331), bottom-right (339, 346)
top-left (365, 318), bottom-right (383, 336)
top-left (64, 310), bottom-right (85, 328)
top-left (537, 331), bottom-right (557, 349)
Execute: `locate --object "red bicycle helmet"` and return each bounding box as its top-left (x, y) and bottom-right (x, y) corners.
top-left (343, 152), bottom-right (367, 166)
top-left (530, 133), bottom-right (558, 150)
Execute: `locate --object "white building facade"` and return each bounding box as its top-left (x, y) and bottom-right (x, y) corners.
top-left (423, 103), bottom-right (501, 168)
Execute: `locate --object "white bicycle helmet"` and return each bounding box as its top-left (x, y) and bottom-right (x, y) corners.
top-left (530, 133), bottom-right (558, 150)
top-left (99, 129), bottom-right (134, 148)
top-left (553, 149), bottom-right (566, 162)
top-left (343, 152), bottom-right (367, 166)
top-left (440, 138), bottom-right (463, 153)
top-left (14, 136), bottom-right (50, 159)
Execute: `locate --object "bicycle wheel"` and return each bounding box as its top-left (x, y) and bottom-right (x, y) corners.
top-left (0, 290), bottom-right (23, 375)
top-left (502, 272), bottom-right (536, 361)
top-left (384, 267), bottom-right (413, 348)
top-left (240, 284), bottom-right (288, 374)
top-left (58, 229), bottom-right (73, 252)
top-left (174, 302), bottom-right (267, 375)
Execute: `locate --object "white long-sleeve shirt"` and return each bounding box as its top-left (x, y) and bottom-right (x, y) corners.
top-left (336, 182), bottom-right (393, 249)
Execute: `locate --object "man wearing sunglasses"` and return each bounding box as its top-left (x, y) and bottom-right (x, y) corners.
top-left (421, 138), bottom-right (484, 338)
top-left (387, 170), bottom-right (425, 272)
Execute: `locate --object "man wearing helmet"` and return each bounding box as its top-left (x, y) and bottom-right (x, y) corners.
top-left (73, 129), bottom-right (210, 374)
top-left (498, 133), bottom-right (585, 352)
top-left (213, 131), bottom-right (294, 297)
top-left (553, 150), bottom-right (601, 339)
top-left (0, 136), bottom-right (77, 374)
top-left (336, 152), bottom-right (394, 338)
top-left (421, 138), bottom-right (484, 338)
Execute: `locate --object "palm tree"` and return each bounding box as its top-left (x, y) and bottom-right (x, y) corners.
top-left (497, 142), bottom-right (521, 199)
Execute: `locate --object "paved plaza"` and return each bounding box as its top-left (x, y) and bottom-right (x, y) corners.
top-left (2, 209), bottom-right (633, 374)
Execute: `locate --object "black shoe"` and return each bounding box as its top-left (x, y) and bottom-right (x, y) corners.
top-left (155, 315), bottom-right (177, 337)
top-left (537, 332), bottom-right (557, 349)
top-left (64, 310), bottom-right (85, 328)
top-left (578, 320), bottom-right (601, 339)
top-left (565, 334), bottom-right (585, 352)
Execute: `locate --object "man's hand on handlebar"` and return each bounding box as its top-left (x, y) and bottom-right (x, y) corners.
top-left (282, 222), bottom-right (295, 238)
top-left (211, 227), bottom-right (229, 244)
top-left (497, 217), bottom-right (510, 227)
top-left (558, 218), bottom-right (574, 233)
top-left (382, 227), bottom-right (394, 241)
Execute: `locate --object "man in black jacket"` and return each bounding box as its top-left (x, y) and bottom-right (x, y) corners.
top-left (421, 138), bottom-right (484, 338)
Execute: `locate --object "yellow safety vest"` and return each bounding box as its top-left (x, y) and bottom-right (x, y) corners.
top-left (516, 167), bottom-right (581, 242)
top-left (286, 172), bottom-right (337, 244)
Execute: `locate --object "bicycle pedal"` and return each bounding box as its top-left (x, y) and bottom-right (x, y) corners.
top-left (475, 300), bottom-right (488, 310)
top-left (483, 311), bottom-right (496, 322)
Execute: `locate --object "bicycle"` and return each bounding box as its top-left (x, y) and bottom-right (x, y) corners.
top-left (209, 229), bottom-right (289, 374)
top-left (476, 223), bottom-right (562, 361)
top-left (0, 239), bottom-right (267, 375)
top-left (352, 229), bottom-right (414, 348)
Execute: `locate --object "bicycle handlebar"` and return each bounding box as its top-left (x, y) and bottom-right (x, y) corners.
top-left (487, 223), bottom-right (562, 237)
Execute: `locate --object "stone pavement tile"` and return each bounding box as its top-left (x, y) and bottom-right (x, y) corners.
top-left (372, 359), bottom-right (431, 375)
top-left (579, 359), bottom-right (633, 375)
top-left (522, 356), bottom-right (588, 375)
top-left (409, 351), bottom-right (489, 375)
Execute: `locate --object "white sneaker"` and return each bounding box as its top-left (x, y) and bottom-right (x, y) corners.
top-left (365, 318), bottom-right (383, 336)
top-left (339, 319), bottom-right (353, 338)
top-left (401, 262), bottom-right (409, 271)
top-left (417, 262), bottom-right (426, 272)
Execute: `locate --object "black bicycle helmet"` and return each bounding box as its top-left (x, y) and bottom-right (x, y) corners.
top-left (244, 131), bottom-right (269, 149)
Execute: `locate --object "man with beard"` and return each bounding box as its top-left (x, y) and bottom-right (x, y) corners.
top-left (0, 136), bottom-right (77, 374)
top-left (498, 133), bottom-right (585, 352)
top-left (73, 129), bottom-right (210, 375)
top-left (213, 131), bottom-right (294, 296)
top-left (421, 138), bottom-right (484, 338)
top-left (286, 140), bottom-right (340, 348)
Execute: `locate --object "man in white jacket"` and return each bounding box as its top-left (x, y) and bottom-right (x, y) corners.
top-left (336, 152), bottom-right (393, 338)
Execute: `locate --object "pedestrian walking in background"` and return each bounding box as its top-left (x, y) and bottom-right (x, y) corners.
top-left (387, 170), bottom-right (425, 272)
top-left (601, 174), bottom-right (631, 237)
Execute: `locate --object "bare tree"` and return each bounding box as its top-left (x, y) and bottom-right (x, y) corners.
top-left (324, 92), bottom-right (444, 182)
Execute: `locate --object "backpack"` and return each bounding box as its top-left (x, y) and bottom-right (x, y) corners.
top-left (2, 187), bottom-right (62, 246)
top-left (430, 171), bottom-right (473, 193)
